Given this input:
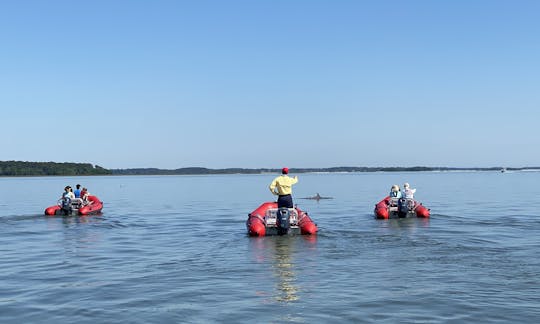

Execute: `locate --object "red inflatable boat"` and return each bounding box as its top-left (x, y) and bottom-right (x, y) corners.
top-left (44, 196), bottom-right (103, 216)
top-left (374, 196), bottom-right (430, 219)
top-left (246, 202), bottom-right (318, 236)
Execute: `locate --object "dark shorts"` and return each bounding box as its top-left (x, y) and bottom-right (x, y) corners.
top-left (277, 194), bottom-right (293, 208)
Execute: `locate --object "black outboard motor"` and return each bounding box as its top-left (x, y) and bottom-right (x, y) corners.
top-left (397, 198), bottom-right (408, 218)
top-left (276, 208), bottom-right (291, 235)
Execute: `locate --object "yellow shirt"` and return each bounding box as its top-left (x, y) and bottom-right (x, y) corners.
top-left (269, 175), bottom-right (298, 196)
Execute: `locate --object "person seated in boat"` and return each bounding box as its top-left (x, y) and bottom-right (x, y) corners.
top-left (388, 184), bottom-right (402, 206)
top-left (74, 184), bottom-right (82, 198)
top-left (80, 187), bottom-right (87, 198)
top-left (403, 183), bottom-right (416, 200)
top-left (80, 187), bottom-right (93, 206)
top-left (401, 182), bottom-right (417, 210)
top-left (389, 184), bottom-right (402, 199)
top-left (269, 167), bottom-right (298, 208)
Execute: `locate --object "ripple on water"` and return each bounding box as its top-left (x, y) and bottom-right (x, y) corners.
top-left (2, 173), bottom-right (540, 322)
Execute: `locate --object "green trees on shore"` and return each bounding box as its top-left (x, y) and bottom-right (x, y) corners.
top-left (1, 161), bottom-right (538, 176)
top-left (109, 166), bottom-right (533, 175)
top-left (0, 161), bottom-right (111, 176)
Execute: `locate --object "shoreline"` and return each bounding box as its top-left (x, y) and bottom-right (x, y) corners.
top-left (2, 168), bottom-right (539, 178)
top-left (2, 161), bottom-right (539, 177)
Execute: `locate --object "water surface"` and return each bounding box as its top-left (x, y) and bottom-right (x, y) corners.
top-left (1, 172), bottom-right (539, 323)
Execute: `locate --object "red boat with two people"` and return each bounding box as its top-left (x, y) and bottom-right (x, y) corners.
top-left (246, 202), bottom-right (318, 236)
top-left (45, 195), bottom-right (103, 216)
top-left (374, 196), bottom-right (430, 219)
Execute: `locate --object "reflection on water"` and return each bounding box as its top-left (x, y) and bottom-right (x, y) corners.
top-left (272, 238), bottom-right (299, 303)
top-left (249, 235), bottom-right (318, 304)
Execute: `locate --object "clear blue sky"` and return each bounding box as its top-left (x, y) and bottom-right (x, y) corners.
top-left (1, 0), bottom-right (539, 169)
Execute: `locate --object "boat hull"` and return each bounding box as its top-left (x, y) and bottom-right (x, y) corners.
top-left (246, 202), bottom-right (318, 236)
top-left (374, 196), bottom-right (430, 219)
top-left (45, 196), bottom-right (103, 216)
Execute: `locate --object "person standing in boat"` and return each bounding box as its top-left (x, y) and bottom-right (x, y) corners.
top-left (269, 167), bottom-right (298, 208)
top-left (60, 186), bottom-right (75, 211)
top-left (62, 186), bottom-right (75, 200)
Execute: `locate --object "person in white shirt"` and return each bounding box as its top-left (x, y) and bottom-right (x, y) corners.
top-left (403, 183), bottom-right (416, 200)
top-left (62, 186), bottom-right (75, 200)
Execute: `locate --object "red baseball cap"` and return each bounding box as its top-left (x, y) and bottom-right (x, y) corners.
top-left (282, 167), bottom-right (289, 174)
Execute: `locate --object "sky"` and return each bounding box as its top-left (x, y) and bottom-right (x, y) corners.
top-left (1, 0), bottom-right (539, 169)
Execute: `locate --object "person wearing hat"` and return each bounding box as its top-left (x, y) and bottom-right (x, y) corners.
top-left (403, 183), bottom-right (416, 199)
top-left (60, 186), bottom-right (75, 212)
top-left (389, 184), bottom-right (402, 199)
top-left (269, 167), bottom-right (298, 208)
top-left (61, 186), bottom-right (75, 200)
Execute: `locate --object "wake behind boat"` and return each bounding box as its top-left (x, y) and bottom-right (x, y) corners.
top-left (246, 202), bottom-right (318, 236)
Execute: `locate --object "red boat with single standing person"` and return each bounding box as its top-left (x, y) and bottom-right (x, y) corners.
top-left (246, 202), bottom-right (318, 236)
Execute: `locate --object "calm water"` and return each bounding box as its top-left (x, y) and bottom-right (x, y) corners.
top-left (1, 172), bottom-right (539, 323)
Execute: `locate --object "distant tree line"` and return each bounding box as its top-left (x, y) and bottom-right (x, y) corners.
top-left (109, 166), bottom-right (540, 175)
top-left (2, 161), bottom-right (539, 176)
top-left (0, 161), bottom-right (111, 176)
top-left (110, 167), bottom-right (274, 175)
